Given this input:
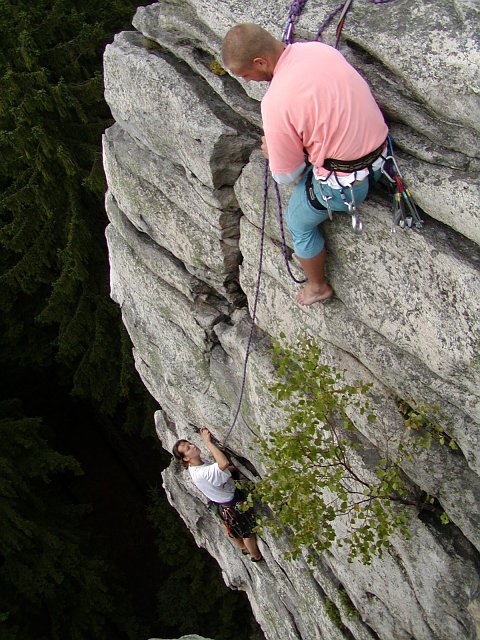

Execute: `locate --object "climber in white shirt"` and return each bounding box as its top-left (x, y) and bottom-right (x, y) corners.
top-left (173, 427), bottom-right (263, 562)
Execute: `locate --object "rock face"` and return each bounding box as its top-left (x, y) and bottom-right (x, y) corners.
top-left (102, 2), bottom-right (480, 639)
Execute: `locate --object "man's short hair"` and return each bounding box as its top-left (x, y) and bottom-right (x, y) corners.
top-left (222, 23), bottom-right (278, 71)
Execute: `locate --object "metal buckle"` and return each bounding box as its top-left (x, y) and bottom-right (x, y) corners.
top-left (324, 195), bottom-right (333, 221)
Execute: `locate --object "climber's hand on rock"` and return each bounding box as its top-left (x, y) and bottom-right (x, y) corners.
top-left (199, 427), bottom-right (212, 443)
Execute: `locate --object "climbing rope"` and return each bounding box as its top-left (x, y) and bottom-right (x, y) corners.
top-left (274, 180), bottom-right (307, 284)
top-left (282, 0), bottom-right (309, 44)
top-left (283, 0), bottom-right (357, 46)
top-left (222, 161), bottom-right (270, 446)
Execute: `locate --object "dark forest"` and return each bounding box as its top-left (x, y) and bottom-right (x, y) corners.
top-left (0, 1), bottom-right (256, 638)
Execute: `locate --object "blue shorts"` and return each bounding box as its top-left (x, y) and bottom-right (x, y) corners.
top-left (285, 167), bottom-right (379, 259)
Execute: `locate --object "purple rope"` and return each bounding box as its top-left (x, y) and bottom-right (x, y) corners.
top-left (282, 0), bottom-right (309, 43)
top-left (316, 0), bottom-right (348, 39)
top-left (223, 161), bottom-right (269, 446)
top-left (273, 180), bottom-right (307, 284)
top-left (284, 0), bottom-right (393, 44)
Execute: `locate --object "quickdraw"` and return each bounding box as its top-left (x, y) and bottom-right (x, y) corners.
top-left (282, 0), bottom-right (309, 44)
top-left (381, 138), bottom-right (423, 232)
top-left (334, 0), bottom-right (355, 48)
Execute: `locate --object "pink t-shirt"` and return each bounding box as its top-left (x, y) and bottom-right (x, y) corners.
top-left (261, 42), bottom-right (388, 178)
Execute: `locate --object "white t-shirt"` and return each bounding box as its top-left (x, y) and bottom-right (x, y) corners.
top-left (189, 462), bottom-right (235, 503)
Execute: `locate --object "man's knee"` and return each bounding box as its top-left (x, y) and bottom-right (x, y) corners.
top-left (289, 228), bottom-right (325, 259)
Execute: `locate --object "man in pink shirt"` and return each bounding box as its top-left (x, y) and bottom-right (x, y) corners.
top-left (222, 24), bottom-right (388, 305)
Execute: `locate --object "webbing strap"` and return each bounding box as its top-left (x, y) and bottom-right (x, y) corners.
top-left (305, 168), bottom-right (328, 211)
top-left (323, 139), bottom-right (387, 172)
top-left (334, 0), bottom-right (354, 48)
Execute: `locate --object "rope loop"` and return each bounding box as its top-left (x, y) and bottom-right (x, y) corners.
top-left (274, 181), bottom-right (307, 284)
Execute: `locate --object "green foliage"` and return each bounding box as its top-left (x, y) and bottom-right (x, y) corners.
top-left (0, 399), bottom-right (141, 640)
top-left (0, 0), bottom-right (142, 417)
top-left (251, 335), bottom-right (417, 565)
top-left (397, 399), bottom-right (458, 451)
top-left (143, 37), bottom-right (162, 51)
top-left (209, 59), bottom-right (227, 75)
top-left (324, 588), bottom-right (359, 634)
top-left (338, 586), bottom-right (360, 619)
top-left (324, 597), bottom-right (344, 630)
top-left (147, 489), bottom-right (258, 640)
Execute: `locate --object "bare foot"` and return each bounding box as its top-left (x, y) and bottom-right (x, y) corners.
top-left (295, 283), bottom-right (333, 306)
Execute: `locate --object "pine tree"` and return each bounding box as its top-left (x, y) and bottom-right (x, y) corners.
top-left (0, 3), bottom-right (258, 638)
top-left (0, 0), bottom-right (141, 415)
top-left (0, 399), bottom-right (142, 640)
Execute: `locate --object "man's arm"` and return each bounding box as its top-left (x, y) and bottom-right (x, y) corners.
top-left (261, 136), bottom-right (306, 184)
top-left (199, 427), bottom-right (230, 470)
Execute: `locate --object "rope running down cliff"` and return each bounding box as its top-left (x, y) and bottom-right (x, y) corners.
top-left (222, 161), bottom-right (269, 446)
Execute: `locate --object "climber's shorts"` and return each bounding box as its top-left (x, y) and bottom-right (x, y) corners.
top-left (285, 167), bottom-right (380, 259)
top-left (216, 490), bottom-right (256, 539)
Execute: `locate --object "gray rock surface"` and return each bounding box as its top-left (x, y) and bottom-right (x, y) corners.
top-left (103, 1), bottom-right (480, 639)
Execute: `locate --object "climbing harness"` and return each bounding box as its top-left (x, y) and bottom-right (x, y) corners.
top-left (306, 139), bottom-right (389, 234)
top-left (381, 137), bottom-right (423, 231)
top-left (212, 489), bottom-right (257, 539)
top-left (323, 139), bottom-right (387, 172)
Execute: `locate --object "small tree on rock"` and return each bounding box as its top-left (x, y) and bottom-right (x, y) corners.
top-left (246, 335), bottom-right (441, 565)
